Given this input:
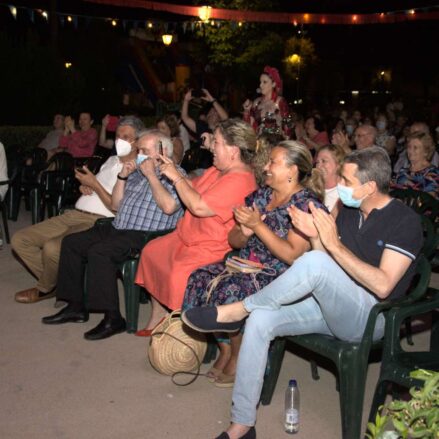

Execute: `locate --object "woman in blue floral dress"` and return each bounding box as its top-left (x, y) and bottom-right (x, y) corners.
top-left (182, 141), bottom-right (327, 386)
top-left (392, 132), bottom-right (439, 199)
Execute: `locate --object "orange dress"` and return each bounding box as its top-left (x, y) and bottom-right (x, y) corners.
top-left (135, 167), bottom-right (257, 310)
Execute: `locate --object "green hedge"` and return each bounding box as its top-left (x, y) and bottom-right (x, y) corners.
top-left (0, 116), bottom-right (158, 155)
top-left (0, 126), bottom-right (51, 153)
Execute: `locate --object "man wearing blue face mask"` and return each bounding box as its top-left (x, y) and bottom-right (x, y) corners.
top-left (12, 116), bottom-right (143, 305)
top-left (42, 129), bottom-right (186, 341)
top-left (181, 147), bottom-right (423, 439)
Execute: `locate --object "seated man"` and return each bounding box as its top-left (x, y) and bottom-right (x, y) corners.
top-left (58, 112), bottom-right (97, 157)
top-left (38, 114), bottom-right (65, 160)
top-left (12, 116), bottom-right (144, 303)
top-left (182, 147), bottom-right (423, 439)
top-left (42, 129), bottom-right (186, 341)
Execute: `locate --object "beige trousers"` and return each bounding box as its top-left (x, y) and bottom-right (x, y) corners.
top-left (11, 209), bottom-right (104, 292)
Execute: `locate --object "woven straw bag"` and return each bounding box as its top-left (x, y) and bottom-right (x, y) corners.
top-left (148, 310), bottom-right (207, 376)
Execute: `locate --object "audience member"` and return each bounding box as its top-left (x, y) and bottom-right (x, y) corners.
top-left (375, 113), bottom-right (396, 157)
top-left (183, 147), bottom-right (423, 439)
top-left (182, 141), bottom-right (326, 387)
top-left (0, 141), bottom-right (8, 201)
top-left (134, 119), bottom-right (257, 336)
top-left (58, 112), bottom-right (98, 157)
top-left (315, 144), bottom-right (346, 212)
top-left (38, 114), bottom-right (64, 160)
top-left (392, 132), bottom-right (439, 198)
top-left (41, 130), bottom-right (185, 340)
top-left (157, 113), bottom-right (184, 164)
top-left (12, 116), bottom-right (144, 304)
top-left (296, 116), bottom-right (329, 154)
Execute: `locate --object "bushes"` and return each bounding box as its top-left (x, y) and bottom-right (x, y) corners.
top-left (0, 126), bottom-right (51, 153)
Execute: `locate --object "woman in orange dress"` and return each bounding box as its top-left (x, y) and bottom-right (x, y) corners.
top-left (135, 119), bottom-right (258, 335)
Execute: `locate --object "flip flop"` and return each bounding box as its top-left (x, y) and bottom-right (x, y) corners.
top-left (214, 372), bottom-right (235, 388)
top-left (206, 366), bottom-right (223, 383)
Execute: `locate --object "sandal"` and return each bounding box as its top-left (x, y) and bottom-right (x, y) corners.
top-left (214, 372), bottom-right (235, 388)
top-left (206, 366), bottom-right (223, 383)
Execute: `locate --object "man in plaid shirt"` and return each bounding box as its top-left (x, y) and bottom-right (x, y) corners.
top-left (42, 129), bottom-right (185, 340)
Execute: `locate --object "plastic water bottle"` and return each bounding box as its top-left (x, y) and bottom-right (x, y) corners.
top-left (284, 379), bottom-right (300, 434)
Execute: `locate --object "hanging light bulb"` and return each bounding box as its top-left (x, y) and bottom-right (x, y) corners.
top-left (162, 34), bottom-right (173, 46)
top-left (198, 6), bottom-right (212, 22)
top-left (41, 11), bottom-right (49, 20)
top-left (9, 6), bottom-right (17, 19)
top-left (67, 16), bottom-right (73, 22)
top-left (147, 22), bottom-right (153, 29)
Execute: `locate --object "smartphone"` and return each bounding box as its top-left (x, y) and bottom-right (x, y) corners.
top-left (158, 140), bottom-right (163, 155)
top-left (107, 115), bottom-right (119, 132)
top-left (191, 88), bottom-right (203, 98)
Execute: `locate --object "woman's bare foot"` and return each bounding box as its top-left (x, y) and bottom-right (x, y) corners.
top-left (216, 302), bottom-right (249, 323)
top-left (207, 341), bottom-right (231, 381)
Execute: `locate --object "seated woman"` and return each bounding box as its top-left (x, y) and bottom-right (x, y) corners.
top-left (157, 113), bottom-right (185, 165)
top-left (392, 132), bottom-right (439, 198)
top-left (296, 115), bottom-right (329, 155)
top-left (315, 144), bottom-right (346, 212)
top-left (243, 66), bottom-right (290, 138)
top-left (375, 113), bottom-right (396, 158)
top-left (182, 141), bottom-right (326, 386)
top-left (135, 119), bottom-right (258, 335)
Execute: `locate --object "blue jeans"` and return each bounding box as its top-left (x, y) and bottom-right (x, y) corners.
top-left (231, 250), bottom-right (385, 426)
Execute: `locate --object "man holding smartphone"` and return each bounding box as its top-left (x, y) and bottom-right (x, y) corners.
top-left (42, 129), bottom-right (186, 341)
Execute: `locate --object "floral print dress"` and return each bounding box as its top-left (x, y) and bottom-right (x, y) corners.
top-left (182, 186), bottom-right (326, 310)
top-left (393, 165), bottom-right (439, 199)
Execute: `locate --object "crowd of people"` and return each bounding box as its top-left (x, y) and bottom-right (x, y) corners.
top-left (3, 65), bottom-right (439, 439)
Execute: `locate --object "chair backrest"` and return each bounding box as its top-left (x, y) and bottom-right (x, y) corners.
top-left (47, 152), bottom-right (75, 172)
top-left (420, 215), bottom-right (439, 261)
top-left (401, 254), bottom-right (431, 303)
top-left (29, 148), bottom-right (48, 166)
top-left (390, 188), bottom-right (439, 223)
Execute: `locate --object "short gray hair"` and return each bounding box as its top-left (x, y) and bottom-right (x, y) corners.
top-left (344, 146), bottom-right (391, 193)
top-left (118, 116), bottom-right (145, 138)
top-left (137, 129), bottom-right (173, 158)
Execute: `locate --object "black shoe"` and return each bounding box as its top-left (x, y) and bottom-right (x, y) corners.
top-left (181, 307), bottom-right (244, 333)
top-left (215, 427), bottom-right (256, 439)
top-left (42, 306), bottom-right (89, 325)
top-left (84, 317), bottom-right (126, 341)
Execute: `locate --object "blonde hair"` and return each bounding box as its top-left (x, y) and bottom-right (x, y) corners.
top-left (252, 133), bottom-right (284, 186)
top-left (317, 143), bottom-right (346, 171)
top-left (277, 140), bottom-right (325, 202)
top-left (216, 118), bottom-right (256, 165)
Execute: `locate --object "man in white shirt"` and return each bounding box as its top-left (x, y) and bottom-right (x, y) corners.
top-left (12, 116), bottom-right (144, 303)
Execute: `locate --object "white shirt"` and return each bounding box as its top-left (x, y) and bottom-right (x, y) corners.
top-left (75, 156), bottom-right (122, 217)
top-left (0, 142), bottom-right (8, 201)
top-left (324, 186), bottom-right (339, 212)
top-left (179, 124), bottom-right (191, 153)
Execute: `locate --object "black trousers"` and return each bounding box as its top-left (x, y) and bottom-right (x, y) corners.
top-left (57, 222), bottom-right (146, 312)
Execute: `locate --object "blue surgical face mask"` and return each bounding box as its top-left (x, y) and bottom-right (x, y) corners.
top-left (136, 154), bottom-right (149, 166)
top-left (376, 121), bottom-right (387, 131)
top-left (337, 183), bottom-right (364, 208)
top-left (346, 125), bottom-right (354, 135)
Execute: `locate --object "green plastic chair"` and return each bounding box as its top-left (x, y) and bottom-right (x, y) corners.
top-left (390, 188), bottom-right (439, 225)
top-left (259, 255), bottom-right (431, 439)
top-left (368, 287), bottom-right (439, 424)
top-left (86, 218), bottom-right (174, 333)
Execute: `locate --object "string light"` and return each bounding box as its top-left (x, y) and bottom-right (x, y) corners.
top-left (111, 19), bottom-right (117, 26)
top-left (147, 22), bottom-right (153, 28)
top-left (352, 15), bottom-right (358, 22)
top-left (67, 16), bottom-right (73, 22)
top-left (65, 62), bottom-right (72, 69)
top-left (409, 9), bottom-right (416, 15)
top-left (41, 11), bottom-right (48, 20)
top-left (238, 21), bottom-right (243, 27)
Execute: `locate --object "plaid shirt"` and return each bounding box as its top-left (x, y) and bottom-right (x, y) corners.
top-left (112, 167), bottom-right (185, 231)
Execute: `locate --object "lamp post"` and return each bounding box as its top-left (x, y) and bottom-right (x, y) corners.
top-left (162, 34), bottom-right (173, 46)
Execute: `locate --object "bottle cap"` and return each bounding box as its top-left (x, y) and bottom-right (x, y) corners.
top-left (289, 379), bottom-right (297, 387)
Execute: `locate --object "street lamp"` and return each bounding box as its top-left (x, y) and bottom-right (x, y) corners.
top-left (162, 34), bottom-right (173, 46)
top-left (198, 6), bottom-right (212, 22)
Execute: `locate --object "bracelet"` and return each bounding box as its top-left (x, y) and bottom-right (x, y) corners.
top-left (117, 173), bottom-right (128, 181)
top-left (173, 175), bottom-right (185, 186)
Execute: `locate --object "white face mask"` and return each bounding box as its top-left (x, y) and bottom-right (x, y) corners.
top-left (115, 138), bottom-right (133, 157)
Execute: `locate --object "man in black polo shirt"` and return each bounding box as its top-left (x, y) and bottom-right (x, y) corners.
top-left (182, 147), bottom-right (423, 439)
